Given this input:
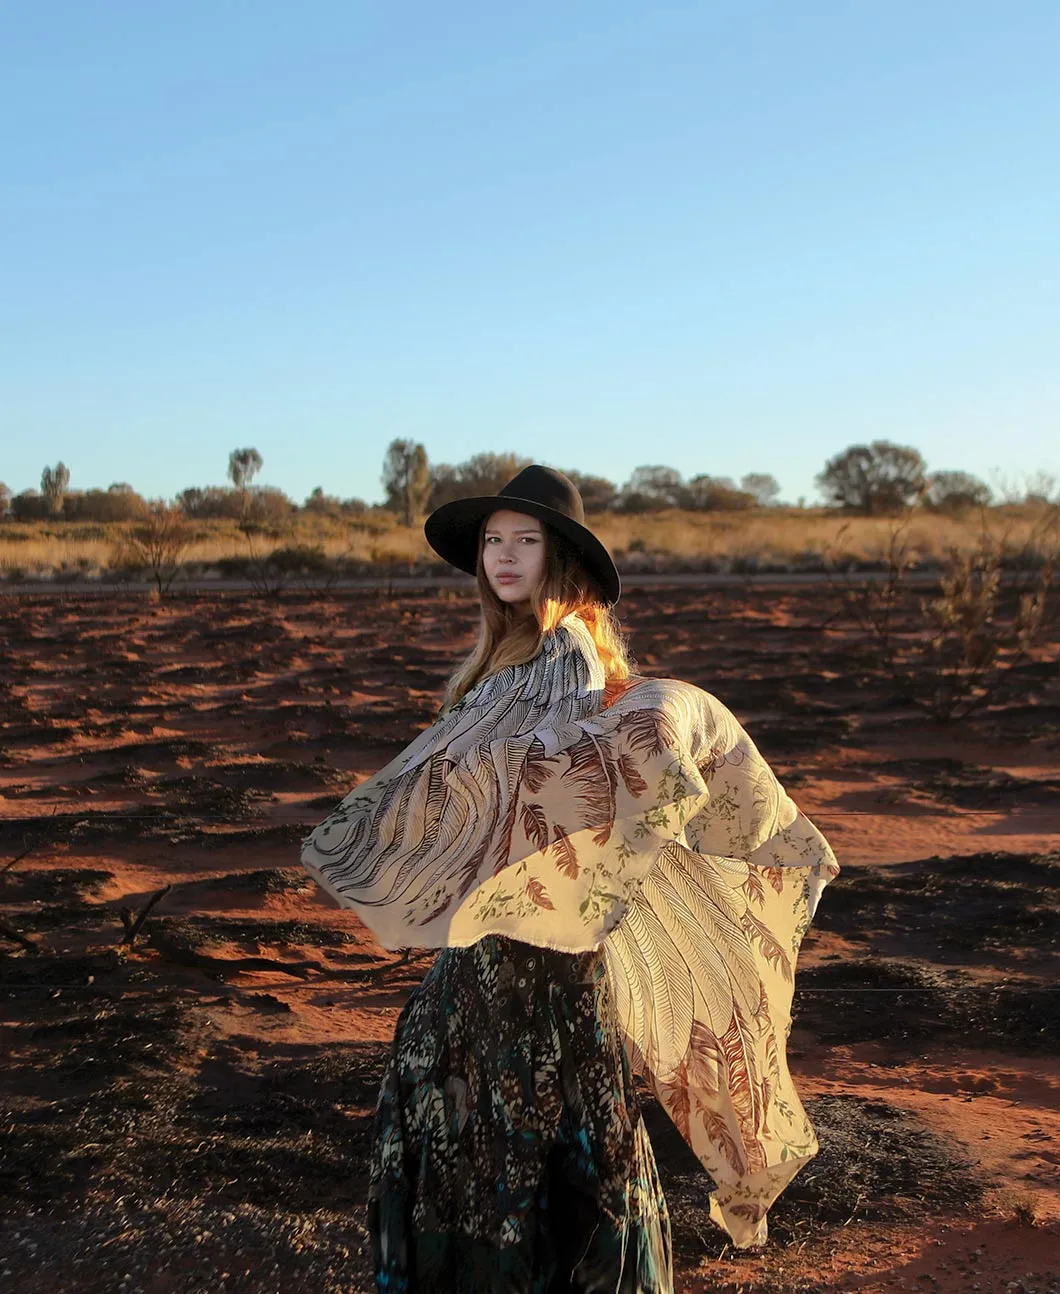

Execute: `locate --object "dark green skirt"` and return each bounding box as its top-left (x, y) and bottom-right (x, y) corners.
top-left (368, 935), bottom-right (674, 1293)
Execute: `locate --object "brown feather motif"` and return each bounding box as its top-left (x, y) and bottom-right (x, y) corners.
top-left (526, 877), bottom-right (554, 909)
top-left (661, 1060), bottom-right (691, 1141)
top-left (741, 910), bottom-right (793, 981)
top-left (743, 868), bottom-right (765, 906)
top-left (616, 708), bottom-right (671, 758)
top-left (519, 801), bottom-right (549, 853)
top-left (687, 1019), bottom-right (722, 1096)
top-left (764, 865), bottom-right (786, 895)
top-left (564, 732), bottom-right (616, 846)
top-left (551, 823), bottom-right (579, 878)
top-left (700, 1107), bottom-right (747, 1174)
top-left (720, 1008), bottom-right (766, 1173)
top-left (617, 750), bottom-right (649, 798)
top-left (522, 740), bottom-right (559, 794)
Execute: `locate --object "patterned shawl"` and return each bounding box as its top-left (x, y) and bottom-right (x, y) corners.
top-left (300, 613), bottom-right (839, 1247)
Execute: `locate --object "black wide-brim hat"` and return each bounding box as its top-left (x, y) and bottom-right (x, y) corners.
top-left (424, 464), bottom-right (622, 605)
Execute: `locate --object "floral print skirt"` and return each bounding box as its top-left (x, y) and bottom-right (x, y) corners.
top-left (368, 935), bottom-right (674, 1293)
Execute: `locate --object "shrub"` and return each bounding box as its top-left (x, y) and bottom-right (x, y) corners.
top-left (428, 452), bottom-right (533, 509)
top-left (118, 502), bottom-right (195, 594)
top-left (828, 510), bottom-right (1058, 721)
top-left (62, 488), bottom-right (149, 523)
top-left (740, 473), bottom-right (781, 506)
top-left (817, 441), bottom-right (927, 514)
top-left (685, 475), bottom-right (756, 511)
top-left (924, 471), bottom-right (991, 515)
top-left (10, 490), bottom-right (49, 521)
top-left (178, 485), bottom-right (293, 524)
top-left (382, 439), bottom-right (431, 525)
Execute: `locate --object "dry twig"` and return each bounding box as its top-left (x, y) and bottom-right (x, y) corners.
top-left (120, 884), bottom-right (173, 946)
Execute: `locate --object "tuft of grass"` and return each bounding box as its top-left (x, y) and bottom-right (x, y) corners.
top-left (990, 1187), bottom-right (1043, 1226)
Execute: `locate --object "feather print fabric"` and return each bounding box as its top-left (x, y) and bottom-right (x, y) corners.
top-left (300, 614), bottom-right (839, 1246)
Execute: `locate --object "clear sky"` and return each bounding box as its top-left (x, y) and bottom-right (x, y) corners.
top-left (2, 1), bottom-right (1058, 506)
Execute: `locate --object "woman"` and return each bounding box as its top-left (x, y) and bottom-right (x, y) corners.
top-left (300, 466), bottom-right (839, 1292)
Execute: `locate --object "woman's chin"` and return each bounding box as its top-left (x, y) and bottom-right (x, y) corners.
top-left (495, 587), bottom-right (533, 612)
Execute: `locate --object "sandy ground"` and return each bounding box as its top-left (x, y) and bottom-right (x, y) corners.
top-left (1, 584), bottom-right (1058, 1293)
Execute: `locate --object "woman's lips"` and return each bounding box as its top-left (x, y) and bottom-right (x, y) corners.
top-left (495, 573), bottom-right (521, 582)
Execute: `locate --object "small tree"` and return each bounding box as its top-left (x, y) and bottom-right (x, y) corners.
top-left (1022, 470), bottom-right (1059, 507)
top-left (304, 486), bottom-right (343, 516)
top-left (0, 483), bottom-right (10, 520)
top-left (10, 490), bottom-right (48, 521)
top-left (564, 471), bottom-right (618, 512)
top-left (126, 502), bottom-right (194, 595)
top-left (382, 439), bottom-right (431, 526)
top-left (228, 447), bottom-right (263, 518)
top-left (619, 465), bottom-right (685, 511)
top-left (428, 452), bottom-right (533, 509)
top-left (816, 441), bottom-right (927, 514)
top-left (686, 475), bottom-right (756, 511)
top-left (41, 462), bottom-right (70, 516)
top-left (246, 486), bottom-right (294, 527)
top-left (64, 488), bottom-right (148, 522)
top-left (924, 471), bottom-right (991, 514)
top-left (178, 486), bottom-right (245, 520)
top-left (740, 472), bottom-right (781, 506)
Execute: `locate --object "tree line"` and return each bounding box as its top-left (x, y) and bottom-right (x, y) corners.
top-left (0, 439), bottom-right (1043, 527)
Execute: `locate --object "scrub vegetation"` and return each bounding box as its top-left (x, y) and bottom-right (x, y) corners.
top-left (0, 439), bottom-right (1057, 583)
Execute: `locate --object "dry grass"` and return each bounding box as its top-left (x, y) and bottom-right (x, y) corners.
top-left (0, 505), bottom-right (1053, 580)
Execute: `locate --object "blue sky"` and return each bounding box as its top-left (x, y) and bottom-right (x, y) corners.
top-left (2, 1), bottom-right (1058, 506)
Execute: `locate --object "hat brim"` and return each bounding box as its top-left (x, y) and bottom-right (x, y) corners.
top-left (424, 495), bottom-right (621, 605)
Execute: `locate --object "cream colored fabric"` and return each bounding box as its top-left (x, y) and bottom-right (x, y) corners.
top-left (300, 613), bottom-right (839, 1247)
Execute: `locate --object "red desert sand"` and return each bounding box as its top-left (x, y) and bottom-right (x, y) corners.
top-left (1, 584), bottom-right (1058, 1293)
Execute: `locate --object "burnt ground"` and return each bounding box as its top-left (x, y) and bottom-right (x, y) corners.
top-left (1, 585), bottom-right (1059, 1293)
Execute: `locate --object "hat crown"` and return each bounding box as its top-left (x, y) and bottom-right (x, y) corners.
top-left (498, 466), bottom-right (585, 525)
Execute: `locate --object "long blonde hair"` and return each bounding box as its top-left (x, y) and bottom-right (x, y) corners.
top-left (441, 520), bottom-right (632, 712)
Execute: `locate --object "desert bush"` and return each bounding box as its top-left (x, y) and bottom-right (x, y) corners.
top-left (303, 487), bottom-right (344, 516)
top-left (10, 490), bottom-right (49, 521)
top-left (828, 509), bottom-right (1058, 721)
top-left (740, 472), bottom-right (781, 506)
top-left (817, 441), bottom-right (927, 515)
top-left (565, 472), bottom-right (618, 512)
top-left (923, 528), bottom-right (1054, 720)
top-left (266, 542), bottom-right (336, 591)
top-left (685, 474), bottom-right (756, 511)
top-left (248, 487), bottom-right (295, 526)
top-left (116, 502), bottom-right (195, 594)
top-left (428, 452), bottom-right (533, 509)
top-left (923, 470), bottom-right (991, 515)
top-left (178, 484), bottom-right (293, 525)
top-left (228, 446), bottom-right (263, 518)
top-left (232, 523), bottom-right (335, 597)
top-left (41, 462), bottom-right (70, 516)
top-left (177, 486), bottom-right (245, 519)
top-left (62, 487), bottom-right (149, 523)
top-left (618, 465), bottom-right (685, 512)
top-left (382, 439), bottom-right (430, 525)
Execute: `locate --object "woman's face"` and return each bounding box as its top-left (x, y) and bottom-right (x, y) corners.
top-left (482, 509), bottom-right (546, 608)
